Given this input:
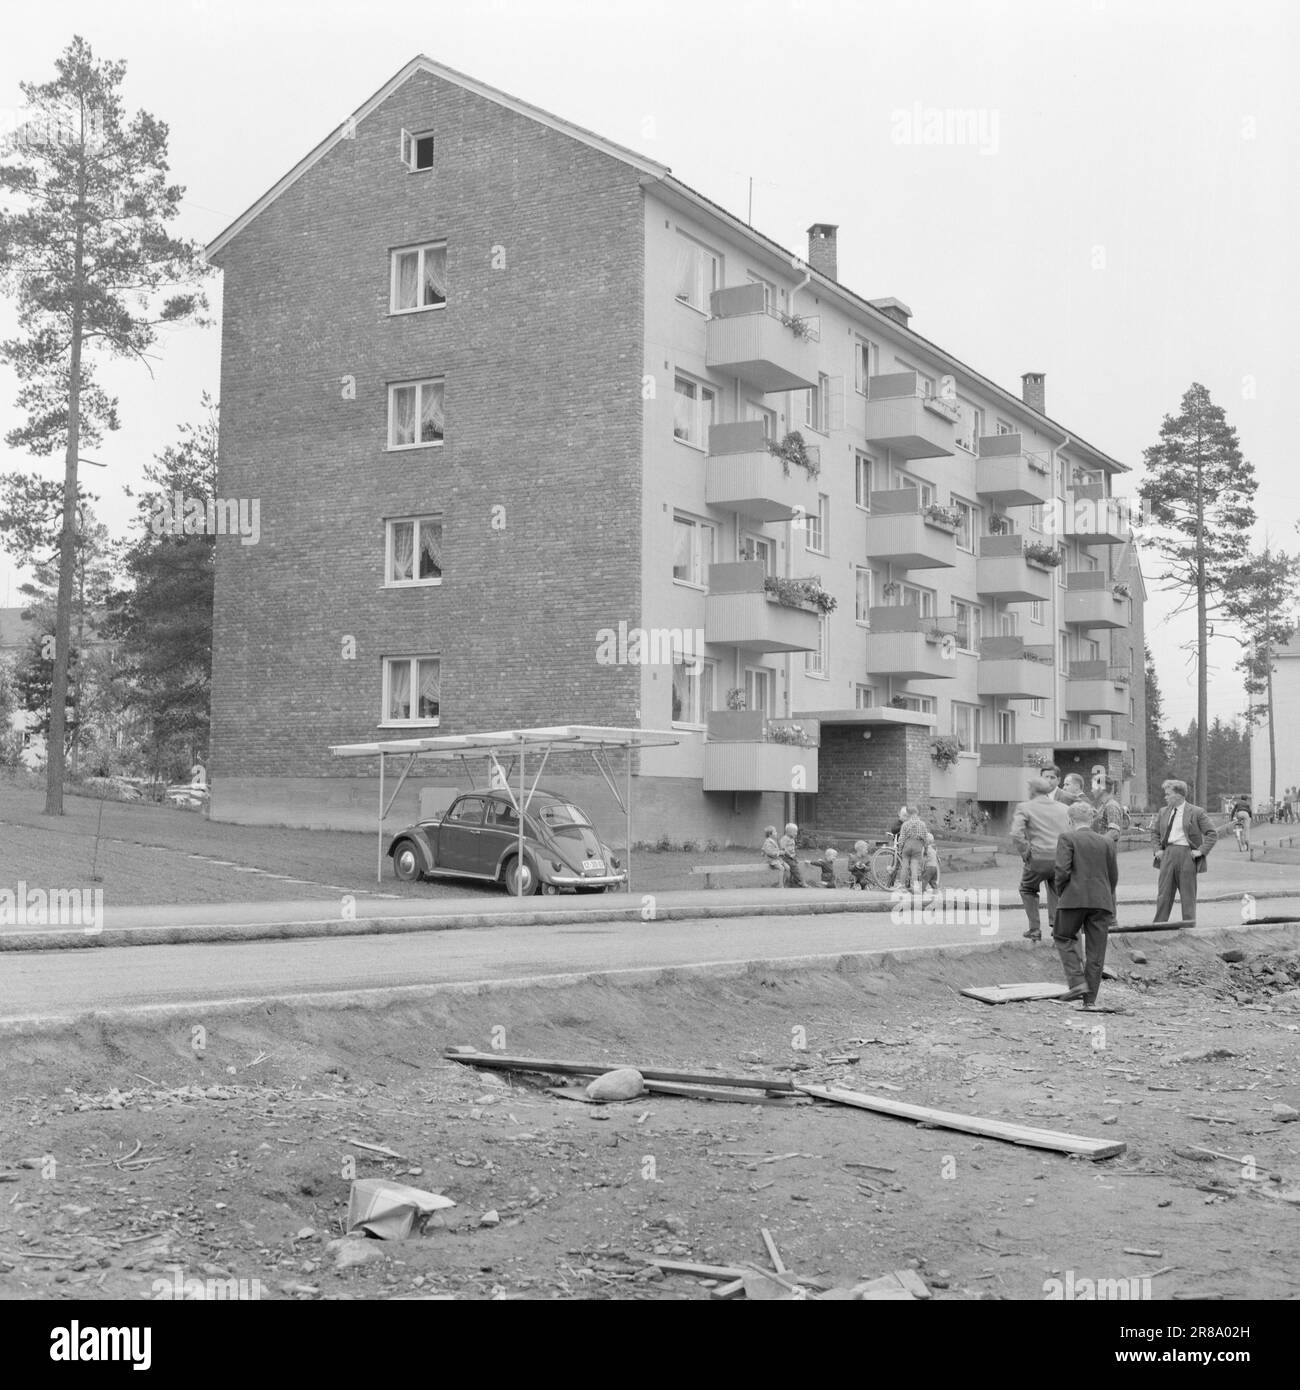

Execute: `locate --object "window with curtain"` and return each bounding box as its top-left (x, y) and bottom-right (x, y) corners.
top-left (383, 656), bottom-right (440, 725)
top-left (673, 233), bottom-right (719, 311)
top-left (387, 518), bottom-right (442, 584)
top-left (673, 377), bottom-right (715, 447)
top-left (389, 379), bottom-right (445, 448)
top-left (391, 243), bottom-right (447, 311)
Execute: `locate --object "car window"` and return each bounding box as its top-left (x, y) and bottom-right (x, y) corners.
top-left (485, 801), bottom-right (520, 827)
top-left (538, 803), bottom-right (591, 829)
top-left (448, 798), bottom-right (485, 824)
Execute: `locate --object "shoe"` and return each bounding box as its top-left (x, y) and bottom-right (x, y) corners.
top-left (1022, 928), bottom-right (1041, 941)
top-left (1060, 985), bottom-right (1088, 1001)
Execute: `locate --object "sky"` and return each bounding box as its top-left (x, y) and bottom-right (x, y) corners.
top-left (1, 0), bottom-right (1297, 731)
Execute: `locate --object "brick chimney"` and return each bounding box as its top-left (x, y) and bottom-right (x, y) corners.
top-left (868, 297), bottom-right (912, 328)
top-left (1021, 372), bottom-right (1046, 414)
top-left (806, 223), bottom-right (838, 281)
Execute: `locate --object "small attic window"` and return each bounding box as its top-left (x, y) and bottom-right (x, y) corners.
top-left (400, 129), bottom-right (435, 172)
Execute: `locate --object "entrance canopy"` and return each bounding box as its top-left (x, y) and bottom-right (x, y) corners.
top-left (331, 726), bottom-right (679, 888)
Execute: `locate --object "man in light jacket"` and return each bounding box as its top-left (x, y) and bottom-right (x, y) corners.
top-left (1011, 777), bottom-right (1073, 942)
top-left (1053, 800), bottom-right (1119, 1006)
top-left (1151, 780), bottom-right (1217, 923)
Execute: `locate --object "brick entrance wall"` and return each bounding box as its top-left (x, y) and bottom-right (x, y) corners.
top-left (813, 724), bottom-right (933, 830)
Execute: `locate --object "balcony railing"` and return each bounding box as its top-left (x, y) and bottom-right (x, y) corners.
top-left (975, 743), bottom-right (1042, 802)
top-left (1063, 570), bottom-right (1131, 629)
top-left (862, 372), bottom-right (958, 459)
top-left (864, 605), bottom-right (959, 680)
top-left (1058, 483), bottom-right (1133, 545)
top-left (975, 534), bottom-right (1055, 602)
top-left (976, 636), bottom-right (1055, 700)
top-left (974, 433), bottom-right (1053, 507)
top-left (705, 283), bottom-right (821, 393)
top-left (704, 420), bottom-right (819, 522)
top-left (1064, 659), bottom-right (1130, 715)
top-left (865, 489), bottom-right (959, 569)
top-left (704, 560), bottom-right (821, 652)
top-left (702, 710), bottom-right (819, 792)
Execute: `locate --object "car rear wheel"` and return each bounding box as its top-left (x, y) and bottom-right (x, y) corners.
top-left (391, 840), bottom-right (423, 882)
top-left (503, 856), bottom-right (539, 896)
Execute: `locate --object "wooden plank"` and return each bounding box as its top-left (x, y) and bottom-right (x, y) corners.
top-left (797, 1083), bottom-right (1126, 1159)
top-left (648, 1258), bottom-right (749, 1279)
top-left (642, 1080), bottom-right (801, 1107)
top-left (445, 1049), bottom-right (795, 1092)
top-left (710, 1277), bottom-right (746, 1299)
top-left (1111, 921), bottom-right (1196, 933)
top-left (893, 1267), bottom-right (932, 1300)
top-left (961, 983), bottom-right (1072, 1005)
top-left (760, 1228), bottom-right (786, 1274)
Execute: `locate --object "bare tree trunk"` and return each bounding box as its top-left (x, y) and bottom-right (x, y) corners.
top-left (1195, 445), bottom-right (1208, 808)
top-left (1266, 654), bottom-right (1276, 804)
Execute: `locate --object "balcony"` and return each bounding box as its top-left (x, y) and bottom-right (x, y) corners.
top-left (705, 283), bottom-right (820, 393)
top-left (702, 710), bottom-right (819, 792)
top-left (976, 744), bottom-right (1040, 802)
top-left (1064, 660), bottom-right (1130, 716)
top-left (1063, 570), bottom-right (1131, 629)
top-left (862, 372), bottom-right (958, 459)
top-left (864, 605), bottom-right (959, 680)
top-left (704, 561), bottom-right (821, 652)
top-left (1058, 483), bottom-right (1133, 546)
top-left (976, 637), bottom-right (1055, 700)
top-left (974, 433), bottom-right (1053, 507)
top-left (975, 534), bottom-right (1055, 602)
top-left (865, 490), bottom-right (958, 569)
top-left (704, 420), bottom-right (819, 523)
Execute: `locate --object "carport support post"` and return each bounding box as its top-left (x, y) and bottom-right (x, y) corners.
top-left (626, 744), bottom-right (633, 894)
top-left (377, 751), bottom-right (385, 883)
top-left (516, 741), bottom-right (525, 897)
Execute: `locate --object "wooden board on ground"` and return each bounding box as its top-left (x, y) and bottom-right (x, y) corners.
top-left (961, 983), bottom-right (1072, 1005)
top-left (446, 1049), bottom-right (795, 1093)
top-left (643, 1080), bottom-right (803, 1106)
top-left (797, 1083), bottom-right (1126, 1160)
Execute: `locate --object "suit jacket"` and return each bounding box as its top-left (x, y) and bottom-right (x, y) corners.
top-left (1054, 826), bottom-right (1118, 910)
top-left (1151, 802), bottom-right (1217, 872)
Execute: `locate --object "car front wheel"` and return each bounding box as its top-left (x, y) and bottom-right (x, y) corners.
top-left (503, 857), bottom-right (539, 896)
top-left (391, 840), bottom-right (423, 882)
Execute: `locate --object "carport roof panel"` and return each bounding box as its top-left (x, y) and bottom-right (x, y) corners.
top-left (330, 725), bottom-right (680, 758)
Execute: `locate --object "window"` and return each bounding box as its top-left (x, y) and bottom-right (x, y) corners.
top-left (745, 666), bottom-right (774, 714)
top-left (997, 611), bottom-right (1020, 636)
top-left (954, 498), bottom-right (979, 553)
top-left (893, 694), bottom-right (936, 715)
top-left (805, 614), bottom-right (829, 677)
top-left (1130, 696), bottom-right (1136, 723)
top-left (854, 337), bottom-right (879, 394)
top-left (997, 709), bottom-right (1016, 743)
top-left (1082, 636), bottom-right (1100, 661)
top-left (744, 401), bottom-right (777, 439)
top-left (806, 492), bottom-right (829, 555)
top-left (388, 379), bottom-right (444, 448)
top-left (400, 130), bottom-right (435, 171)
top-left (449, 797), bottom-right (485, 824)
top-left (671, 653), bottom-right (716, 727)
top-left (1060, 720), bottom-right (1071, 740)
top-left (1086, 723), bottom-right (1101, 741)
top-left (746, 270), bottom-right (778, 312)
top-left (1060, 633), bottom-right (1071, 670)
top-left (804, 372), bottom-right (831, 433)
top-left (996, 418), bottom-right (1015, 436)
top-left (672, 514), bottom-right (715, 587)
top-left (954, 398), bottom-right (984, 453)
top-left (896, 359), bottom-right (936, 395)
top-left (740, 533), bottom-right (775, 574)
top-left (384, 656), bottom-right (440, 725)
top-left (1028, 504), bottom-right (1043, 532)
top-left (1030, 697), bottom-right (1045, 718)
top-left (1029, 600), bottom-right (1043, 625)
top-left (855, 567), bottom-right (873, 625)
top-left (673, 376), bottom-right (716, 448)
top-left (386, 517), bottom-right (442, 585)
top-left (897, 472), bottom-right (935, 508)
top-left (954, 599), bottom-right (983, 653)
top-left (854, 452), bottom-right (874, 509)
top-left (952, 703), bottom-right (982, 752)
top-left (391, 243), bottom-right (447, 312)
top-left (674, 233), bottom-right (719, 311)
top-left (855, 685), bottom-right (875, 709)
top-left (899, 583), bottom-right (935, 617)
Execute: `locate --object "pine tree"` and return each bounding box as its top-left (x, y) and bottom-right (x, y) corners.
top-left (1139, 384), bottom-right (1257, 807)
top-left (0, 36), bottom-right (209, 814)
top-left (1143, 642), bottom-right (1171, 801)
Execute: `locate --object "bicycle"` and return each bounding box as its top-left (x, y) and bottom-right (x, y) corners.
top-left (1233, 812), bottom-right (1251, 852)
top-left (868, 836), bottom-right (901, 891)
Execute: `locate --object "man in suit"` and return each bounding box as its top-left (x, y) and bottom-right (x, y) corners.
top-left (1039, 764), bottom-right (1075, 806)
top-left (1151, 779), bottom-right (1217, 923)
top-left (1053, 800), bottom-right (1118, 1006)
top-left (1011, 777), bottom-right (1072, 941)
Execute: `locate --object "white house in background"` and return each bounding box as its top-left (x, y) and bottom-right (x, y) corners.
top-left (0, 607), bottom-right (43, 769)
top-left (1250, 633), bottom-right (1300, 811)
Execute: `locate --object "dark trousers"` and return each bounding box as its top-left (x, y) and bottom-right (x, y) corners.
top-left (1154, 844), bottom-right (1198, 922)
top-left (1018, 858), bottom-right (1059, 933)
top-left (1053, 908), bottom-right (1112, 1003)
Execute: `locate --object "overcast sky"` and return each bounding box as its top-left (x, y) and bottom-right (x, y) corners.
top-left (2, 0), bottom-right (1296, 731)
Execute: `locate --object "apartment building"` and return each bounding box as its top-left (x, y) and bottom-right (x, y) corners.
top-left (205, 55), bottom-right (1145, 838)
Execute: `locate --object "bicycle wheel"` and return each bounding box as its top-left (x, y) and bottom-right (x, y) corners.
top-left (869, 845), bottom-right (898, 891)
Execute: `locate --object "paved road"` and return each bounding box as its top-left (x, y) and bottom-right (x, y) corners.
top-left (2, 893), bottom-right (1297, 1026)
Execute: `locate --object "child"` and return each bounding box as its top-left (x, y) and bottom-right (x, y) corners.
top-left (778, 823), bottom-right (805, 887)
top-left (807, 846), bottom-right (839, 888)
top-left (898, 809), bottom-right (929, 892)
top-left (921, 832), bottom-right (941, 894)
top-left (848, 839), bottom-right (872, 890)
top-left (760, 825), bottom-right (784, 885)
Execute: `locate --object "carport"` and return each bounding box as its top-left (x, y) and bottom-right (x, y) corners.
top-left (330, 725), bottom-right (679, 892)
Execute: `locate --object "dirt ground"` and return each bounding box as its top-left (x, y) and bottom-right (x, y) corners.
top-left (2, 927), bottom-right (1298, 1301)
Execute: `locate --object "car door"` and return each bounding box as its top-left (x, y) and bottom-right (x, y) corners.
top-left (438, 797), bottom-right (487, 873)
top-left (480, 796), bottom-right (525, 875)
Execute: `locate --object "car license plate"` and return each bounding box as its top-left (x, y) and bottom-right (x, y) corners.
top-left (582, 859), bottom-right (604, 872)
